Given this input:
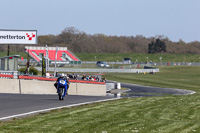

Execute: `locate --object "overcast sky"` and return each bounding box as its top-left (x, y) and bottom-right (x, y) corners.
top-left (0, 0), bottom-right (199, 42)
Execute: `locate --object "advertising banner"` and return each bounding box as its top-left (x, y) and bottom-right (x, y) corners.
top-left (0, 30), bottom-right (37, 44)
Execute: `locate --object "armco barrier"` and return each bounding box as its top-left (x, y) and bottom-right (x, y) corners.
top-left (35, 67), bottom-right (160, 73)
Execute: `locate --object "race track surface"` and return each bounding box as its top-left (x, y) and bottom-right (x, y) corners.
top-left (121, 82), bottom-right (195, 97)
top-left (0, 82), bottom-right (195, 121)
top-left (0, 94), bottom-right (116, 121)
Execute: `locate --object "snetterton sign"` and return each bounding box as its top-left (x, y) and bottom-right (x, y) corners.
top-left (0, 30), bottom-right (37, 44)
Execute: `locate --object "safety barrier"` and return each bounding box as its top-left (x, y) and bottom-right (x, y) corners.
top-left (18, 75), bottom-right (105, 85)
top-left (0, 74), bottom-right (13, 78)
top-left (0, 78), bottom-right (106, 96)
top-left (18, 75), bottom-right (57, 81)
top-left (0, 73), bottom-right (105, 85)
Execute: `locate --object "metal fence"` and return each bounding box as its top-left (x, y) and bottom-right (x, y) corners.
top-left (35, 67), bottom-right (159, 73)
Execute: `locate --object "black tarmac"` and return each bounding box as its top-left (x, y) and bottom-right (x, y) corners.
top-left (0, 82), bottom-right (195, 121)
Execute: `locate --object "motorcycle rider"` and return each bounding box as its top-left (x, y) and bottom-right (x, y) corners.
top-left (54, 73), bottom-right (69, 95)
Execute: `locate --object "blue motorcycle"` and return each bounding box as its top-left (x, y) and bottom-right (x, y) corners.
top-left (57, 78), bottom-right (68, 100)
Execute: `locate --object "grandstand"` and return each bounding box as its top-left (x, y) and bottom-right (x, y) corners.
top-left (25, 46), bottom-right (81, 65)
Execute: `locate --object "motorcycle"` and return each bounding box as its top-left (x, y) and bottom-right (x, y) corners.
top-left (57, 79), bottom-right (68, 100)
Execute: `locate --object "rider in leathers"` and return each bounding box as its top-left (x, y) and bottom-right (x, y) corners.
top-left (54, 73), bottom-right (69, 94)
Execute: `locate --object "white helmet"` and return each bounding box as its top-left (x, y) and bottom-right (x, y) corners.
top-left (61, 73), bottom-right (65, 77)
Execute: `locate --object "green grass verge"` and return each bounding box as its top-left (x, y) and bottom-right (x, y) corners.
top-left (1, 95), bottom-right (200, 133)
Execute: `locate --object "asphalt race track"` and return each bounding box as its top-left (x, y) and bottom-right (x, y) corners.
top-left (0, 82), bottom-right (195, 121)
top-left (0, 94), bottom-right (118, 121)
top-left (120, 82), bottom-right (195, 97)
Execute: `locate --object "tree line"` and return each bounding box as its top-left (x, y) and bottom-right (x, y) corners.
top-left (1, 27), bottom-right (200, 54)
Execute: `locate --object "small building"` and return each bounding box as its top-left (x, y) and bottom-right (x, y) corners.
top-left (0, 55), bottom-right (19, 71)
top-left (123, 58), bottom-right (132, 64)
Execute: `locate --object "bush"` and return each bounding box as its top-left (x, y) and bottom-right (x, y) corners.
top-left (29, 67), bottom-right (38, 75)
top-left (19, 67), bottom-right (38, 75)
top-left (19, 67), bottom-right (26, 74)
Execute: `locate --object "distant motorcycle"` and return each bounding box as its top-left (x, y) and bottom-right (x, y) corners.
top-left (57, 78), bottom-right (68, 100)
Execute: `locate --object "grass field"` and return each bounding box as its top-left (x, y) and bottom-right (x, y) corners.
top-left (75, 53), bottom-right (200, 63)
top-left (1, 52), bottom-right (200, 63)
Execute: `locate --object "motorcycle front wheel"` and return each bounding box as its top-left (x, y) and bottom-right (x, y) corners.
top-left (58, 88), bottom-right (64, 100)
